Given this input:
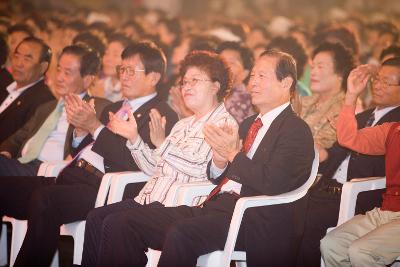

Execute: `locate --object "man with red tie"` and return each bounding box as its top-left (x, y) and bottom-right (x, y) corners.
top-left (92, 50), bottom-right (315, 267)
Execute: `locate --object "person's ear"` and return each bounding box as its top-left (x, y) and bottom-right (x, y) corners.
top-left (39, 62), bottom-right (49, 75)
top-left (148, 72), bottom-right (161, 86)
top-left (281, 76), bottom-right (294, 90)
top-left (83, 75), bottom-right (96, 90)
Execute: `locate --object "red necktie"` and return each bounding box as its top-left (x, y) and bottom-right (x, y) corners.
top-left (203, 118), bottom-right (264, 202)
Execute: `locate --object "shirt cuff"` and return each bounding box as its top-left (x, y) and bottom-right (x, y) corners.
top-left (72, 130), bottom-right (86, 148)
top-left (126, 136), bottom-right (143, 150)
top-left (92, 125), bottom-right (105, 140)
top-left (209, 159), bottom-right (227, 178)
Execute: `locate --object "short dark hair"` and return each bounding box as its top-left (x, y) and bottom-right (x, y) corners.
top-left (179, 50), bottom-right (232, 102)
top-left (121, 41), bottom-right (167, 83)
top-left (73, 31), bottom-right (106, 58)
top-left (382, 56), bottom-right (400, 68)
top-left (313, 26), bottom-right (360, 59)
top-left (267, 36), bottom-right (308, 78)
top-left (373, 21), bottom-right (399, 42)
top-left (16, 37), bottom-right (52, 72)
top-left (380, 45), bottom-right (400, 61)
top-left (7, 23), bottom-right (33, 37)
top-left (158, 17), bottom-right (182, 45)
top-left (217, 41), bottom-right (254, 71)
top-left (312, 42), bottom-right (356, 91)
top-left (60, 45), bottom-right (100, 77)
top-left (259, 49), bottom-right (297, 94)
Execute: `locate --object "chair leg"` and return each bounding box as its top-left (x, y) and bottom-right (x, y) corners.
top-left (0, 224), bottom-right (8, 266)
top-left (72, 222), bottom-right (86, 265)
top-left (9, 220), bottom-right (27, 267)
top-left (50, 250), bottom-right (59, 267)
top-left (145, 249), bottom-right (161, 267)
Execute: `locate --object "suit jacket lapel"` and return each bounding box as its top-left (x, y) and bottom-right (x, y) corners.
top-left (252, 105), bottom-right (293, 162)
top-left (133, 95), bottom-right (160, 129)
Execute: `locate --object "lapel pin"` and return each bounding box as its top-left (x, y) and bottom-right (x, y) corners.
top-left (136, 113), bottom-right (142, 118)
top-left (17, 101), bottom-right (21, 106)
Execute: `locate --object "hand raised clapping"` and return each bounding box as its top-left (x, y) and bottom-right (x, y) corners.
top-left (149, 109), bottom-right (166, 148)
top-left (108, 110), bottom-right (139, 143)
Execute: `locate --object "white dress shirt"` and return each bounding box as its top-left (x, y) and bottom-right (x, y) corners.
top-left (210, 102), bottom-right (291, 195)
top-left (21, 93), bottom-right (85, 163)
top-left (78, 93), bottom-right (158, 173)
top-left (0, 77), bottom-right (44, 114)
top-left (332, 105), bottom-right (399, 184)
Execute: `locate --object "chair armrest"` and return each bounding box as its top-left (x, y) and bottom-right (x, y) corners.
top-left (106, 171), bottom-right (150, 204)
top-left (164, 181), bottom-right (215, 207)
top-left (222, 189), bottom-right (310, 260)
top-left (38, 161), bottom-right (70, 177)
top-left (337, 176), bottom-right (386, 225)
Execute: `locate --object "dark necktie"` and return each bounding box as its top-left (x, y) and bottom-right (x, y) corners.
top-left (365, 112), bottom-right (375, 127)
top-left (203, 118), bottom-right (264, 202)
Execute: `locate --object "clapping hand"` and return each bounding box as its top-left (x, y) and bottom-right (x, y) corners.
top-left (149, 109), bottom-right (166, 148)
top-left (203, 122), bottom-right (241, 163)
top-left (108, 110), bottom-right (139, 143)
top-left (65, 93), bottom-right (100, 136)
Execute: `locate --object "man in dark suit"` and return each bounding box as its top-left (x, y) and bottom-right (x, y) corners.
top-left (0, 23), bottom-right (33, 91)
top-left (92, 50), bottom-right (315, 267)
top-left (0, 45), bottom-right (109, 177)
top-left (0, 42), bottom-right (177, 267)
top-left (296, 57), bottom-right (400, 267)
top-left (0, 36), bottom-right (55, 144)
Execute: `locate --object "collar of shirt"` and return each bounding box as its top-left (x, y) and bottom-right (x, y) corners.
top-left (127, 92), bottom-right (157, 112)
top-left (257, 102), bottom-right (291, 127)
top-left (373, 105), bottom-right (400, 125)
top-left (246, 102), bottom-right (290, 159)
top-left (6, 76), bottom-right (44, 94)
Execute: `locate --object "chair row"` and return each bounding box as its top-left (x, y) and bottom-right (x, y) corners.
top-left (1, 148), bottom-right (320, 267)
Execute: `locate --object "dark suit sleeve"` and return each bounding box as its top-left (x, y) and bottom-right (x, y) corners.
top-left (227, 118), bottom-right (314, 196)
top-left (0, 106), bottom-right (47, 157)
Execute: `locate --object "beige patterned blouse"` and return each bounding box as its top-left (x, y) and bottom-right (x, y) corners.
top-left (301, 91), bottom-right (345, 149)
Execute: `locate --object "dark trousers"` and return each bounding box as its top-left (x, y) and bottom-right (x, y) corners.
top-left (0, 165), bottom-right (100, 267)
top-left (0, 155), bottom-right (41, 176)
top-left (89, 193), bottom-right (303, 267)
top-left (296, 188), bottom-right (341, 267)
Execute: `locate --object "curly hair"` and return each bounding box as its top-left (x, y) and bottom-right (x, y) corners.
top-left (179, 50), bottom-right (232, 102)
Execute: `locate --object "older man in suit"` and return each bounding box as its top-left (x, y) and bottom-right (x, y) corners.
top-left (0, 42), bottom-right (177, 267)
top-left (296, 57), bottom-right (400, 267)
top-left (92, 50), bottom-right (315, 267)
top-left (0, 36), bottom-right (55, 144)
top-left (0, 45), bottom-right (109, 177)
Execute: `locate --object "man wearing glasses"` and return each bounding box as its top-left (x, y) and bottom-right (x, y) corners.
top-left (297, 57), bottom-right (400, 267)
top-left (321, 62), bottom-right (400, 267)
top-left (0, 42), bottom-right (178, 266)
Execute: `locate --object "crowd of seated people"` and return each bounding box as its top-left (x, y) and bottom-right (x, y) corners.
top-left (0, 1), bottom-right (399, 266)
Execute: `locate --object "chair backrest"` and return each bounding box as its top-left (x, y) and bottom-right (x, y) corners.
top-left (274, 147), bottom-right (319, 201)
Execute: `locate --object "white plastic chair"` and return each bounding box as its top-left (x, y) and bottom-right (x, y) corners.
top-left (320, 176), bottom-right (400, 267)
top-left (146, 148), bottom-right (319, 267)
top-left (1, 162), bottom-right (117, 267)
